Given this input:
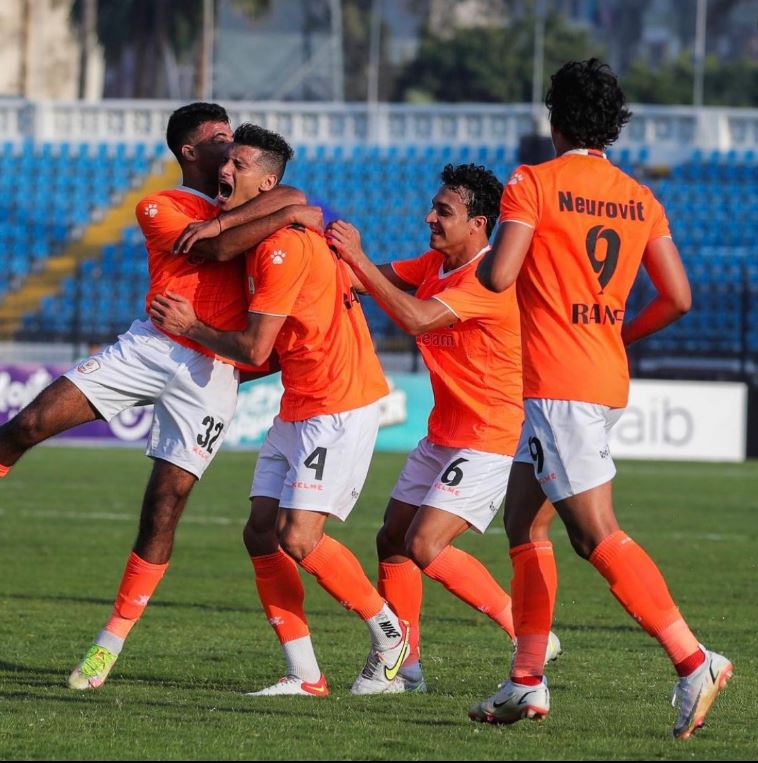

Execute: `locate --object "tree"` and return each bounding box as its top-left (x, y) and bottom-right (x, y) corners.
top-left (393, 11), bottom-right (597, 103)
top-left (623, 53), bottom-right (758, 107)
top-left (71, 0), bottom-right (269, 99)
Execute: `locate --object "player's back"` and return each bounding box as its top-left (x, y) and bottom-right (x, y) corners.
top-left (248, 226), bottom-right (388, 421)
top-left (502, 152), bottom-right (671, 407)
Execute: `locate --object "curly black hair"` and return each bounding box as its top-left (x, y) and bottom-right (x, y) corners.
top-left (233, 123), bottom-right (294, 181)
top-left (166, 102), bottom-right (229, 160)
top-left (545, 59), bottom-right (632, 150)
top-left (440, 163), bottom-right (503, 236)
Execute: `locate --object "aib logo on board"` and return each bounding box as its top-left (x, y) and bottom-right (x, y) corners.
top-left (585, 225), bottom-right (620, 292)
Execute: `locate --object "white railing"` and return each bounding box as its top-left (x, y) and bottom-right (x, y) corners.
top-left (1, 98), bottom-right (757, 164)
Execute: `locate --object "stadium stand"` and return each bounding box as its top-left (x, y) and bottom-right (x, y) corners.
top-left (0, 134), bottom-right (756, 371)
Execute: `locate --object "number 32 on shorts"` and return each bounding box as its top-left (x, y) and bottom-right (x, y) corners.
top-left (197, 415), bottom-right (224, 454)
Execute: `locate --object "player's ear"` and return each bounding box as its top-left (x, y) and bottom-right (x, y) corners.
top-left (180, 143), bottom-right (196, 163)
top-left (260, 174), bottom-right (278, 192)
top-left (471, 215), bottom-right (487, 233)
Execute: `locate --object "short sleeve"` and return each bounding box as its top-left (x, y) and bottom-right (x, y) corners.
top-left (390, 251), bottom-right (436, 288)
top-left (247, 230), bottom-right (309, 316)
top-left (647, 195), bottom-right (672, 242)
top-left (431, 277), bottom-right (508, 323)
top-left (136, 195), bottom-right (202, 252)
top-left (499, 165), bottom-right (541, 228)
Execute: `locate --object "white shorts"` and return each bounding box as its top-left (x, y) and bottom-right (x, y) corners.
top-left (250, 400), bottom-right (381, 521)
top-left (64, 319), bottom-right (239, 479)
top-left (514, 398), bottom-right (625, 503)
top-left (390, 437), bottom-right (512, 534)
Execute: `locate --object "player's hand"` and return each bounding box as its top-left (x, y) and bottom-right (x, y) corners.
top-left (287, 204), bottom-right (324, 234)
top-left (149, 292), bottom-right (198, 336)
top-left (173, 218), bottom-right (222, 256)
top-left (326, 220), bottom-right (365, 267)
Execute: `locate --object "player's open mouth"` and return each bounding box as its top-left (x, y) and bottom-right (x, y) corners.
top-left (218, 180), bottom-right (234, 200)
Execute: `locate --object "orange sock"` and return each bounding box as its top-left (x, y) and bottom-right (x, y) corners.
top-left (423, 545), bottom-right (515, 640)
top-left (299, 535), bottom-right (384, 620)
top-left (0, 464), bottom-right (9, 478)
top-left (104, 551), bottom-right (168, 639)
top-left (252, 549), bottom-right (309, 644)
top-left (590, 530), bottom-right (701, 670)
top-left (378, 560), bottom-right (423, 662)
top-left (510, 541), bottom-right (557, 681)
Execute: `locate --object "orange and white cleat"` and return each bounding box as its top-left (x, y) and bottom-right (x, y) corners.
top-left (469, 677), bottom-right (550, 725)
top-left (672, 649), bottom-right (732, 739)
top-left (245, 673), bottom-right (329, 697)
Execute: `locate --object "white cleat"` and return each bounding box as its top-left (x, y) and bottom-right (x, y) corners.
top-left (511, 630), bottom-right (563, 669)
top-left (67, 644), bottom-right (118, 690)
top-left (545, 631), bottom-right (563, 665)
top-left (672, 649), bottom-right (732, 739)
top-left (245, 674), bottom-right (329, 697)
top-left (469, 677), bottom-right (550, 725)
top-left (351, 619), bottom-right (411, 696)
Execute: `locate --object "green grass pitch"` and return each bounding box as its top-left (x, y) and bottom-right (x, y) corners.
top-left (1, 447), bottom-right (756, 760)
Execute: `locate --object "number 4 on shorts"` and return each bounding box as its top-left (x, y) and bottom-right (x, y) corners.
top-left (304, 446), bottom-right (327, 481)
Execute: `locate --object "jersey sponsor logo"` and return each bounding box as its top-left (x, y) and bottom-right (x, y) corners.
top-left (433, 481), bottom-right (461, 497)
top-left (76, 358), bottom-right (101, 375)
top-left (270, 249), bottom-right (287, 265)
top-left (571, 303), bottom-right (625, 325)
top-left (288, 480), bottom-right (324, 491)
top-left (599, 446), bottom-right (610, 459)
top-left (508, 171), bottom-right (525, 186)
top-left (558, 191), bottom-right (645, 221)
top-left (191, 444), bottom-right (211, 462)
top-left (418, 332), bottom-right (454, 348)
top-left (144, 202), bottom-right (158, 218)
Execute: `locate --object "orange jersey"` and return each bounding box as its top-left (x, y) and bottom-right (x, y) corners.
top-left (392, 249), bottom-right (523, 455)
top-left (136, 187), bottom-right (249, 360)
top-left (500, 151), bottom-right (671, 408)
top-left (246, 226), bottom-right (389, 421)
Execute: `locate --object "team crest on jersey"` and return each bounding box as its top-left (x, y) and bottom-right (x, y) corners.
top-left (270, 250), bottom-right (286, 265)
top-left (76, 358), bottom-right (101, 375)
top-left (508, 172), bottom-right (524, 186)
top-left (144, 202), bottom-right (158, 218)
top-left (248, 275), bottom-right (255, 294)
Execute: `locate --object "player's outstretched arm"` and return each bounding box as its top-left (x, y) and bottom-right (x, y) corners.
top-left (476, 221), bottom-right (533, 292)
top-left (328, 220), bottom-right (453, 335)
top-left (173, 186), bottom-right (323, 261)
top-left (622, 237), bottom-right (692, 347)
top-left (149, 292), bottom-right (285, 367)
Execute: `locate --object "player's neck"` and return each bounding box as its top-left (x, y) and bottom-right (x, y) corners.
top-left (180, 168), bottom-right (218, 200)
top-left (440, 240), bottom-right (488, 272)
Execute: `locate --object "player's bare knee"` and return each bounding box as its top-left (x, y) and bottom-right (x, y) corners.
top-left (278, 525), bottom-right (319, 562)
top-left (405, 531), bottom-right (442, 570)
top-left (5, 406), bottom-right (49, 448)
top-left (376, 523), bottom-right (404, 559)
top-left (243, 521), bottom-right (278, 556)
top-left (567, 531), bottom-right (594, 560)
top-left (504, 511), bottom-right (530, 547)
